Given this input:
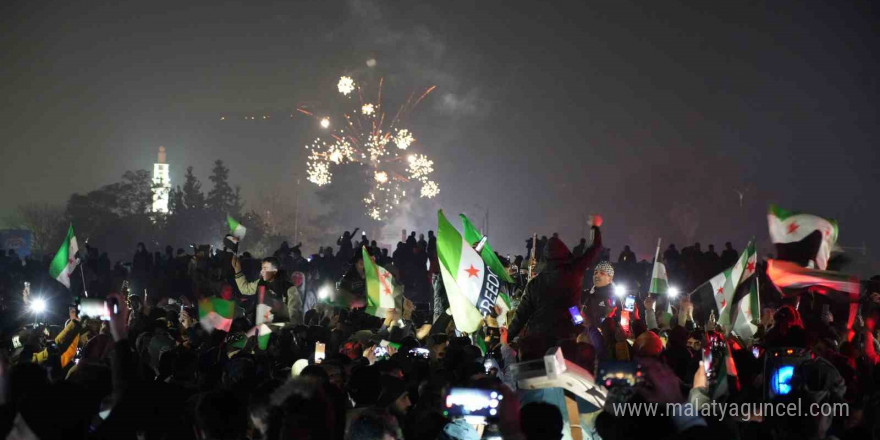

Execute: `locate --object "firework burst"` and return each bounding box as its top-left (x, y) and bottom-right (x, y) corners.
top-left (301, 74), bottom-right (439, 220)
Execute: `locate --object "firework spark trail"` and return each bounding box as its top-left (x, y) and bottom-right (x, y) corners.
top-left (413, 85), bottom-right (437, 108)
top-left (302, 74), bottom-right (440, 220)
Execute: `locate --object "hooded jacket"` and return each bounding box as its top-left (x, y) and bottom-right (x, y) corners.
top-left (508, 227), bottom-right (602, 341)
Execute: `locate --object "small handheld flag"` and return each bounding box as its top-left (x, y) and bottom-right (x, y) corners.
top-left (227, 215), bottom-right (247, 239)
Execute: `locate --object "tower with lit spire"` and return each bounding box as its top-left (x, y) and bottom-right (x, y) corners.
top-left (152, 146), bottom-right (171, 213)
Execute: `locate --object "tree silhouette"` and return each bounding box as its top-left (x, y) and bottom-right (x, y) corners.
top-left (207, 160), bottom-right (240, 217)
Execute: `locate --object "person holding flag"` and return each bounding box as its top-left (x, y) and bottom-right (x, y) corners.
top-left (231, 255), bottom-right (303, 325)
top-left (506, 217), bottom-right (603, 342)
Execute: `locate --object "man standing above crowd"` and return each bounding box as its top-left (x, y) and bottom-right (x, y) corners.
top-left (232, 255), bottom-right (303, 325)
top-left (508, 221), bottom-right (603, 343)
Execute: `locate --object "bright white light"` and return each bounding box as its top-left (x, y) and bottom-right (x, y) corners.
top-left (320, 117), bottom-right (330, 128)
top-left (420, 181), bottom-right (439, 198)
top-left (366, 58), bottom-right (377, 67)
top-left (374, 171), bottom-right (388, 183)
top-left (318, 286), bottom-right (333, 300)
top-left (668, 287), bottom-right (680, 298)
top-left (614, 285), bottom-right (627, 298)
top-left (337, 76), bottom-right (355, 95)
top-left (394, 129), bottom-right (414, 150)
top-left (407, 154), bottom-right (433, 180)
top-left (362, 103), bottom-right (375, 115)
top-left (30, 298), bottom-right (47, 314)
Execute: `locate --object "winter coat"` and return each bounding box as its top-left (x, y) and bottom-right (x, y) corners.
top-left (508, 228), bottom-right (602, 342)
top-left (235, 273), bottom-right (303, 325)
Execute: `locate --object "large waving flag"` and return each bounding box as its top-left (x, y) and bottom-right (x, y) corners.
top-left (725, 242), bottom-right (759, 340)
top-left (460, 214), bottom-right (515, 284)
top-left (49, 225), bottom-right (79, 289)
top-left (768, 205), bottom-right (838, 270)
top-left (363, 246), bottom-right (400, 318)
top-left (767, 259), bottom-right (860, 330)
top-left (690, 241), bottom-right (759, 340)
top-left (437, 210), bottom-right (507, 333)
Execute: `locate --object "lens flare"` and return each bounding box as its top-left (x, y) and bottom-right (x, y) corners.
top-left (30, 298), bottom-right (47, 314)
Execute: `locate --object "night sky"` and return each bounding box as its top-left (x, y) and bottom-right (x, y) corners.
top-left (2, 0), bottom-right (878, 272)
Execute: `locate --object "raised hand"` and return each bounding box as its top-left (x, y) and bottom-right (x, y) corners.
top-left (231, 254), bottom-right (242, 273)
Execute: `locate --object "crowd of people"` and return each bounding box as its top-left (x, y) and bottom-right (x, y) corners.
top-left (0, 225), bottom-right (879, 440)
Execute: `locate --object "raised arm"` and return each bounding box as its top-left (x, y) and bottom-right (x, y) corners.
top-left (573, 226), bottom-right (603, 273)
top-left (232, 255), bottom-right (259, 295)
top-left (507, 280), bottom-right (538, 341)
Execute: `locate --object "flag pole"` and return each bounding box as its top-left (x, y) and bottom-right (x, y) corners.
top-left (79, 261), bottom-right (88, 297)
top-left (653, 238), bottom-right (662, 265)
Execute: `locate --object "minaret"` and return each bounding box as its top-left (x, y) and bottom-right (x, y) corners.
top-left (152, 146), bottom-right (171, 213)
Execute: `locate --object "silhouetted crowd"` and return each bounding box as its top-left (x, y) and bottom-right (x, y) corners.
top-left (1, 229), bottom-right (879, 440)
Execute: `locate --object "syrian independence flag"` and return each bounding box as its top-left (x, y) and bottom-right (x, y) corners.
top-left (256, 286), bottom-right (273, 326)
top-left (437, 210), bottom-right (508, 333)
top-left (49, 225), bottom-right (79, 289)
top-left (247, 323), bottom-right (272, 350)
top-left (199, 297), bottom-right (235, 332)
top-left (227, 215), bottom-right (247, 239)
top-left (768, 205), bottom-right (838, 270)
top-left (460, 214), bottom-right (515, 284)
top-left (363, 246), bottom-right (400, 318)
top-left (690, 242), bottom-right (759, 340)
top-left (766, 259), bottom-right (860, 330)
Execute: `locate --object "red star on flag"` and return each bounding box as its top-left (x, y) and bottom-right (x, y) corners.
top-left (721, 299), bottom-right (727, 308)
top-left (787, 222), bottom-right (800, 234)
top-left (716, 286), bottom-right (724, 295)
top-left (746, 261), bottom-right (756, 272)
top-left (378, 272), bottom-right (392, 295)
top-left (464, 264), bottom-right (480, 278)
